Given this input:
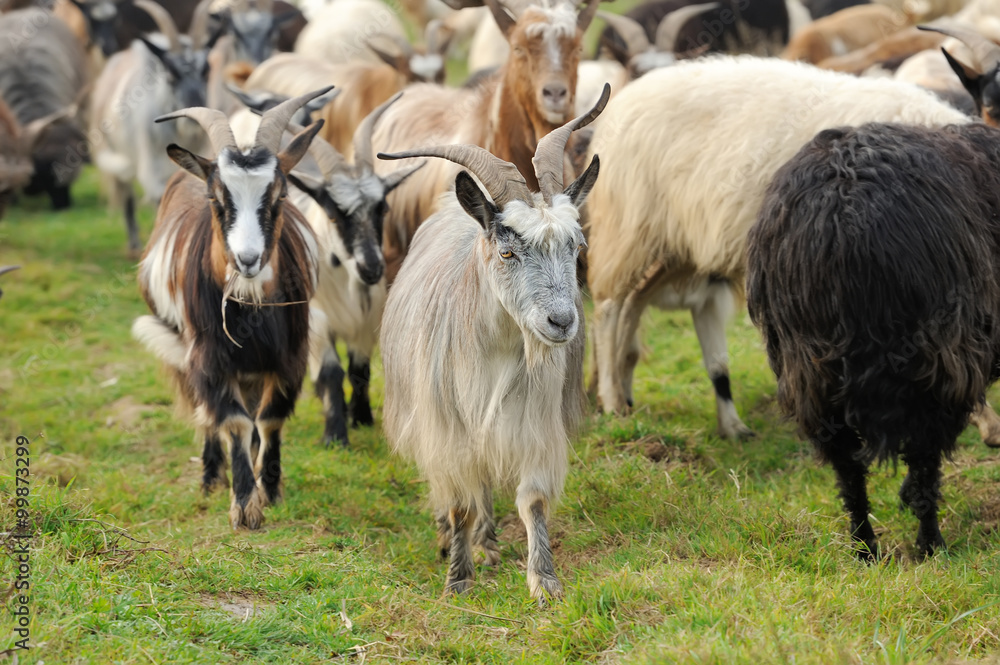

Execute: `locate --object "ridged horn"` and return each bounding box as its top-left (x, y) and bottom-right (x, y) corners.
top-left (919, 25), bottom-right (1000, 73)
top-left (155, 107), bottom-right (236, 155)
top-left (286, 121), bottom-right (347, 178)
top-left (598, 10), bottom-right (649, 57)
top-left (188, 0), bottom-right (214, 50)
top-left (134, 0), bottom-right (181, 52)
top-left (655, 2), bottom-right (719, 52)
top-left (485, 0), bottom-right (517, 36)
top-left (577, 0), bottom-right (600, 33)
top-left (353, 92), bottom-right (403, 172)
top-left (532, 82), bottom-right (609, 204)
top-left (378, 144), bottom-right (531, 208)
top-left (254, 86), bottom-right (335, 154)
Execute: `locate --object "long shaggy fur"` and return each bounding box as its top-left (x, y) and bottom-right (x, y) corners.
top-left (746, 121), bottom-right (1000, 556)
top-left (748, 122), bottom-right (1000, 459)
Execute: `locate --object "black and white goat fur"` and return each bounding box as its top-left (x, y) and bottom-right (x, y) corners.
top-left (132, 89), bottom-right (328, 530)
top-left (747, 121), bottom-right (1000, 559)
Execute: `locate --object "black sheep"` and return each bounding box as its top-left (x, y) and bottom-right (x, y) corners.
top-left (747, 122), bottom-right (1000, 559)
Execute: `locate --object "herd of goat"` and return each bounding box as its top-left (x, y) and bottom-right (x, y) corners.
top-left (4, 0), bottom-right (1000, 602)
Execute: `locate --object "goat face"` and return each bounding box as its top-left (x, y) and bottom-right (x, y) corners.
top-left (289, 166), bottom-right (420, 286)
top-left (141, 38), bottom-right (212, 109)
top-left (165, 122), bottom-right (321, 282)
top-left (508, 5), bottom-right (582, 125)
top-left (74, 0), bottom-right (119, 57)
top-left (230, 9), bottom-right (282, 65)
top-left (454, 159), bottom-right (600, 346)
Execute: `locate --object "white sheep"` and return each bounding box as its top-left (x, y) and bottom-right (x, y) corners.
top-left (377, 87), bottom-right (607, 602)
top-left (583, 55), bottom-right (1000, 443)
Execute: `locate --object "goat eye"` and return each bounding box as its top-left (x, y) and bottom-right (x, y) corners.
top-left (499, 249), bottom-right (513, 259)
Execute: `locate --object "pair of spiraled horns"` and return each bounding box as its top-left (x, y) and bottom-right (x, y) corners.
top-left (379, 83), bottom-right (611, 207)
top-left (134, 0), bottom-right (214, 52)
top-left (599, 3), bottom-right (720, 58)
top-left (154, 86), bottom-right (336, 156)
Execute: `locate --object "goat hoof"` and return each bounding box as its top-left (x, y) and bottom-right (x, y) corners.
top-left (719, 423), bottom-right (754, 440)
top-left (529, 574), bottom-right (563, 605)
top-left (229, 489), bottom-right (266, 530)
top-left (321, 433), bottom-right (349, 449)
top-left (444, 577), bottom-right (474, 595)
top-left (201, 474), bottom-right (229, 495)
top-left (479, 541), bottom-right (501, 567)
top-left (853, 541), bottom-right (881, 563)
top-left (915, 534), bottom-right (945, 560)
top-left (349, 406), bottom-right (374, 428)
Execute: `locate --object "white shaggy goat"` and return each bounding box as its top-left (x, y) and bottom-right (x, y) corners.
top-left (586, 55), bottom-right (1000, 445)
top-left (377, 87), bottom-right (607, 602)
top-left (293, 0), bottom-right (408, 65)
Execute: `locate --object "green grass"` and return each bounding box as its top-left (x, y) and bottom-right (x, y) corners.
top-left (2, 167), bottom-right (1000, 664)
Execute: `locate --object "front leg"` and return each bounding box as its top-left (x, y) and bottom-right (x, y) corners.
top-left (312, 343), bottom-right (349, 447)
top-left (516, 487), bottom-right (562, 605)
top-left (444, 503), bottom-right (477, 595)
top-left (254, 377), bottom-right (299, 506)
top-left (347, 350), bottom-right (374, 427)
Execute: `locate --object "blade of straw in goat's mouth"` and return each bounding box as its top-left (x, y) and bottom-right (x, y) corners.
top-left (222, 273), bottom-right (243, 349)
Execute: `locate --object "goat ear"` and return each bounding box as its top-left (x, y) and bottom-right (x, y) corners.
top-left (383, 161), bottom-right (426, 194)
top-left (564, 154), bottom-right (599, 207)
top-left (286, 171), bottom-right (325, 200)
top-left (941, 48), bottom-right (984, 112)
top-left (455, 170), bottom-right (498, 230)
top-left (277, 119), bottom-right (324, 173)
top-left (369, 43), bottom-right (407, 74)
top-left (167, 144), bottom-right (213, 181)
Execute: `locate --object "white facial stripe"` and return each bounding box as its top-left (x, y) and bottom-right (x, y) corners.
top-left (329, 172), bottom-right (384, 216)
top-left (410, 54), bottom-right (444, 81)
top-left (218, 152), bottom-right (277, 269)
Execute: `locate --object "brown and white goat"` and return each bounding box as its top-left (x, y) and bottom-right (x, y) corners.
top-left (372, 0), bottom-right (600, 283)
top-left (132, 89), bottom-right (328, 530)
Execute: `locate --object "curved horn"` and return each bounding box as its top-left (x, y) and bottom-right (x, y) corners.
top-left (286, 121), bottom-right (347, 178)
top-left (532, 82), bottom-right (609, 204)
top-left (19, 103), bottom-right (78, 152)
top-left (155, 107), bottom-right (236, 155)
top-left (379, 144), bottom-right (530, 208)
top-left (188, 0), bottom-right (214, 50)
top-left (134, 0), bottom-right (182, 52)
top-left (353, 91), bottom-right (402, 172)
top-left (597, 11), bottom-right (650, 57)
top-left (0, 265), bottom-right (20, 278)
top-left (919, 25), bottom-right (1000, 73)
top-left (485, 0), bottom-right (517, 37)
top-left (426, 19), bottom-right (453, 55)
top-left (577, 0), bottom-right (600, 33)
top-left (655, 2), bottom-right (719, 53)
top-left (254, 86), bottom-right (335, 154)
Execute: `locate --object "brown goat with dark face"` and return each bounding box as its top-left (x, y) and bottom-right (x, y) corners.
top-left (371, 0), bottom-right (599, 283)
top-left (133, 89), bottom-right (328, 530)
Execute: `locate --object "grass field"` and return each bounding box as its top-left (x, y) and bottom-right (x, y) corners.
top-left (2, 166), bottom-right (1000, 664)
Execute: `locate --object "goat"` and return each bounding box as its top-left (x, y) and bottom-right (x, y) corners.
top-left (816, 25), bottom-right (944, 73)
top-left (89, 0), bottom-right (220, 254)
top-left (132, 88), bottom-right (327, 530)
top-left (582, 56), bottom-right (1000, 443)
top-left (283, 94), bottom-right (424, 446)
top-left (918, 25), bottom-right (1000, 127)
top-left (372, 0), bottom-right (600, 283)
top-left (294, 0), bottom-right (408, 66)
top-left (746, 120), bottom-right (1000, 558)
top-left (377, 86), bottom-right (606, 602)
top-left (0, 8), bottom-right (88, 210)
top-left (781, 4), bottom-right (911, 64)
top-left (597, 0), bottom-right (792, 59)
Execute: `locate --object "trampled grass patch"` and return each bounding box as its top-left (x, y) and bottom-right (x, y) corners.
top-left (2, 167), bottom-right (1000, 663)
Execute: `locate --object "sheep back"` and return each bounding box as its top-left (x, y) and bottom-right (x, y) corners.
top-left (585, 56), bottom-right (970, 303)
top-left (746, 122), bottom-right (1000, 461)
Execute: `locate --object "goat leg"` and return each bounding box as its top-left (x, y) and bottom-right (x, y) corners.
top-left (444, 504), bottom-right (476, 595)
top-left (517, 490), bottom-right (562, 605)
top-left (347, 350), bottom-right (374, 427)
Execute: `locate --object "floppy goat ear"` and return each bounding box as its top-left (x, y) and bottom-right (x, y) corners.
top-left (278, 120), bottom-right (324, 174)
top-left (941, 48), bottom-right (984, 111)
top-left (286, 171), bottom-right (326, 202)
top-left (167, 144), bottom-right (213, 181)
top-left (564, 154), bottom-right (600, 207)
top-left (455, 170), bottom-right (499, 230)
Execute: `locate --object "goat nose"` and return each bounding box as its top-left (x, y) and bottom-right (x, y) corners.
top-left (543, 83), bottom-right (568, 103)
top-left (548, 310), bottom-right (574, 331)
top-left (237, 251), bottom-right (260, 268)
